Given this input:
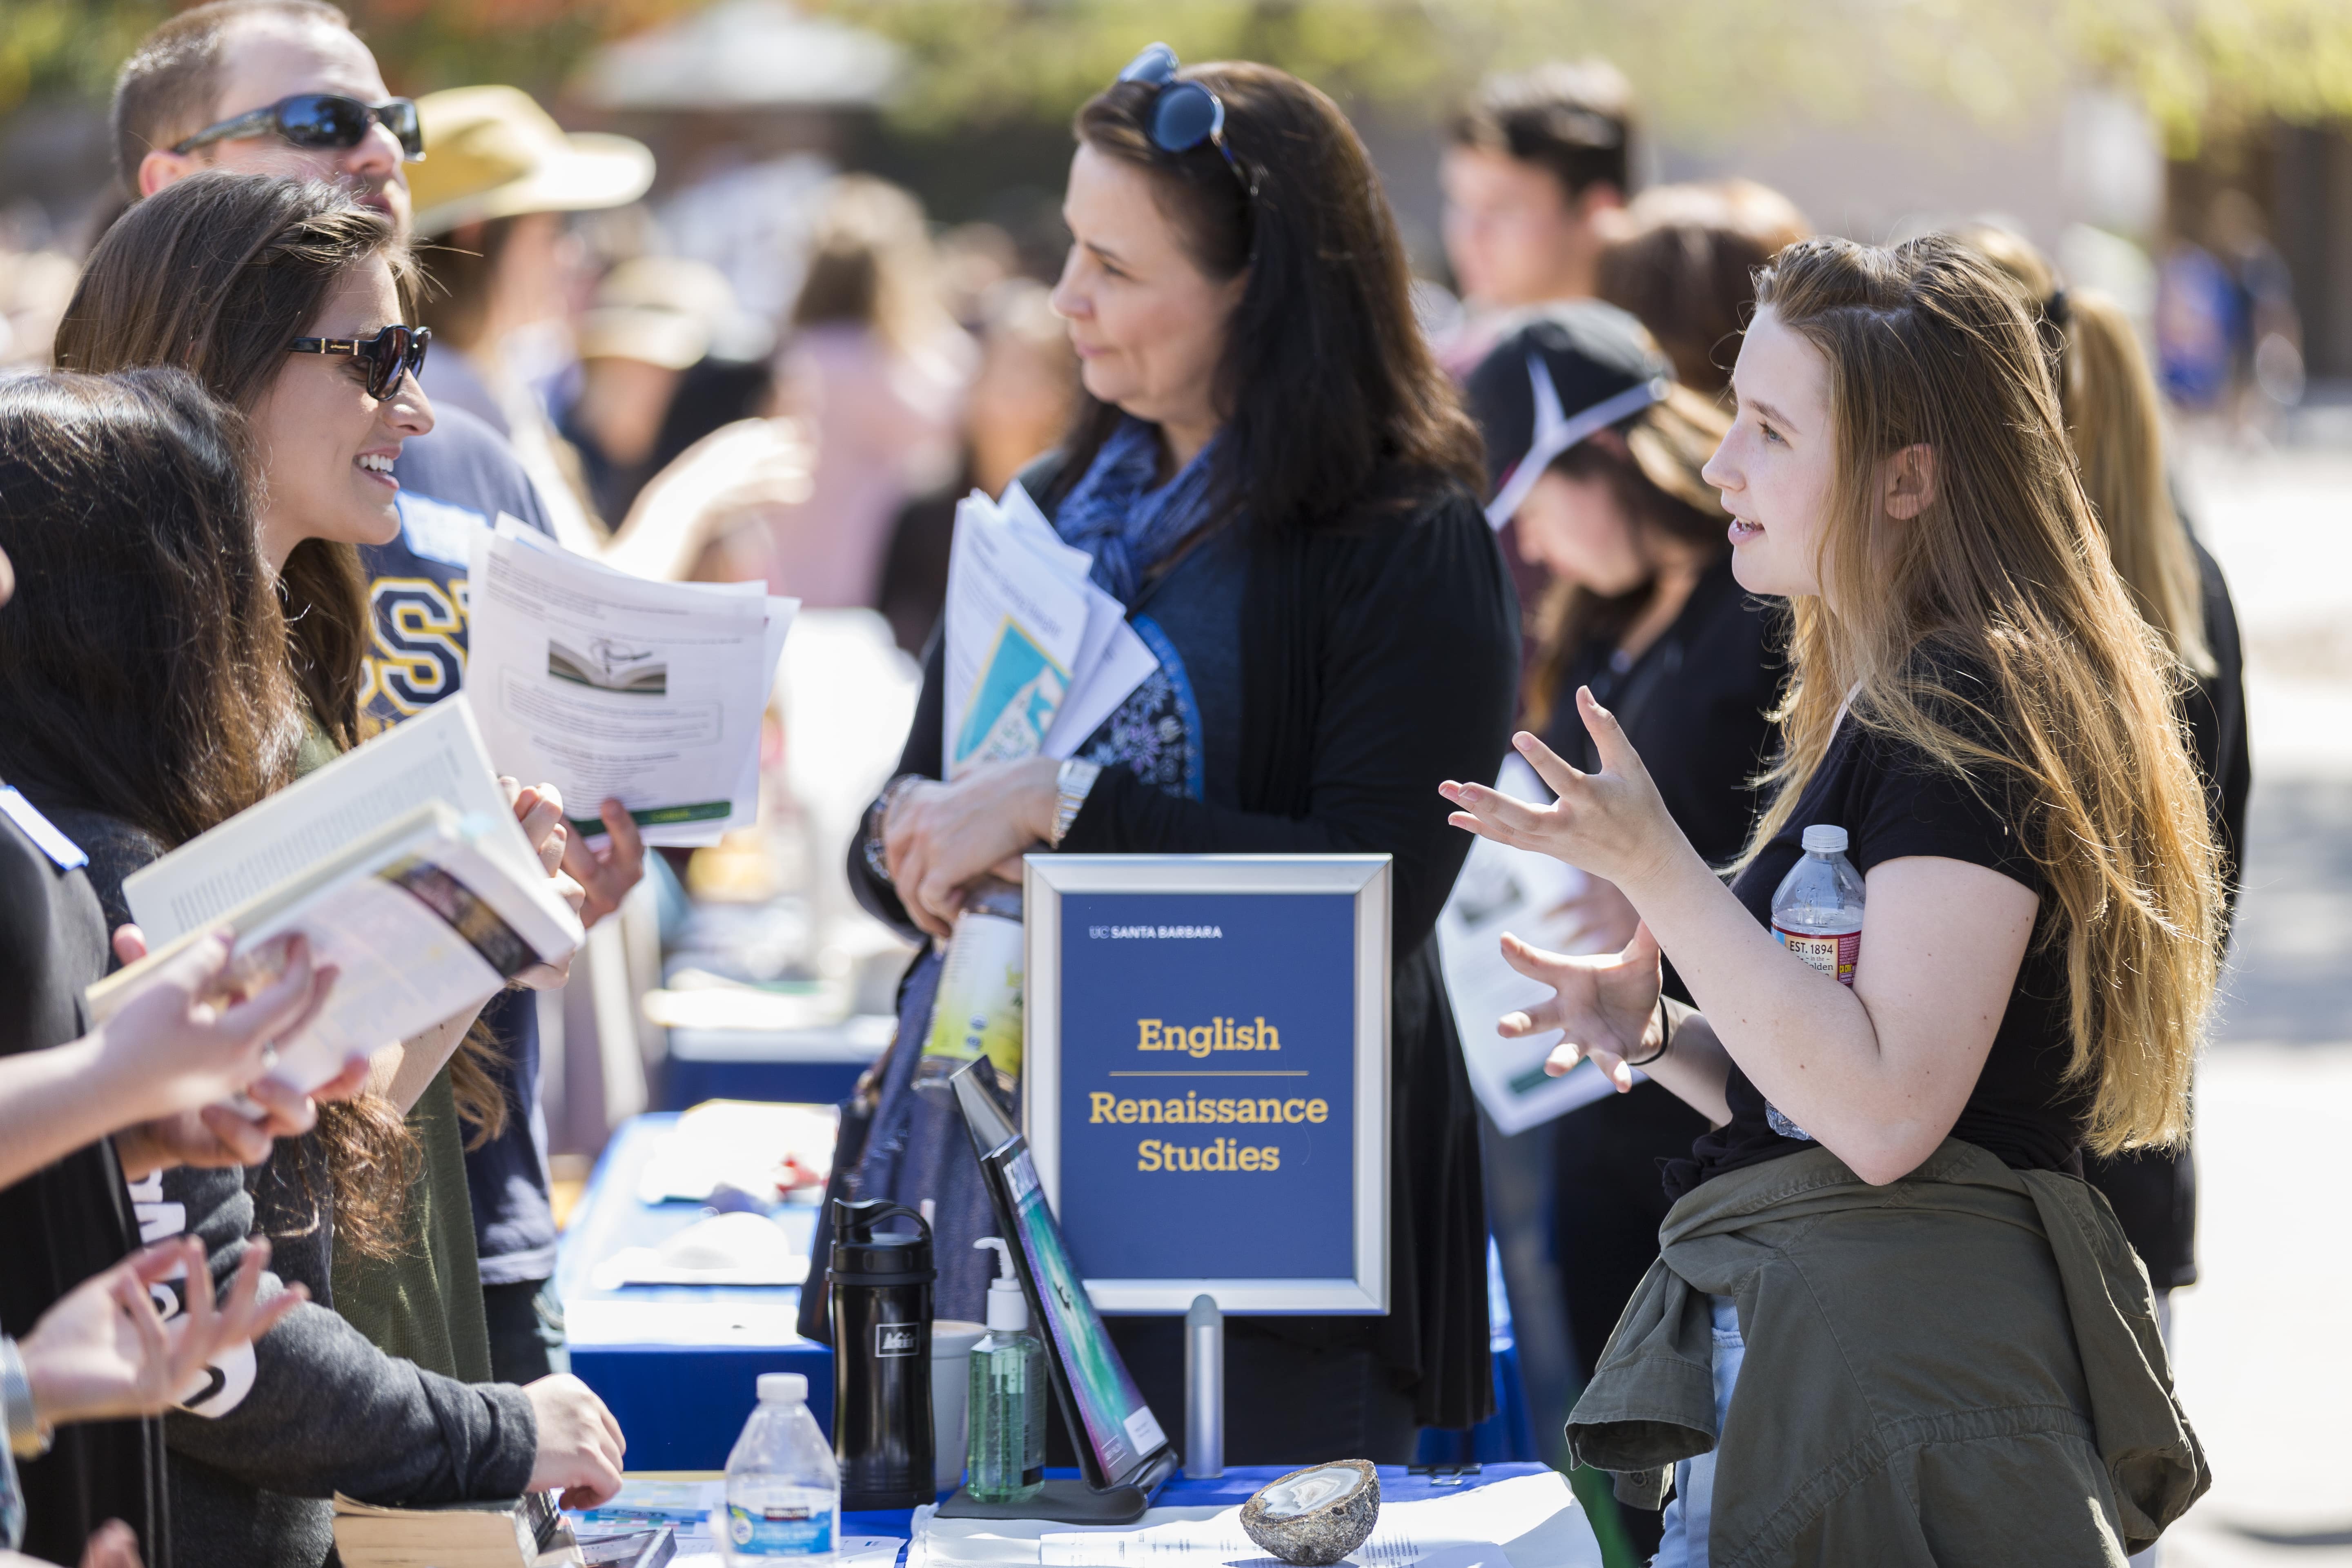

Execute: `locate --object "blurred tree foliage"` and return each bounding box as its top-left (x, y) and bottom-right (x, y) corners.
top-left (2, 0), bottom-right (2347, 149)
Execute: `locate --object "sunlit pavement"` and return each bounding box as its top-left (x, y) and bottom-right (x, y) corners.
top-left (2155, 443), bottom-right (2352, 1566)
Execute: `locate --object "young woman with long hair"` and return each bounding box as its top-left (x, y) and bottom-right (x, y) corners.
top-left (1956, 222), bottom-right (2250, 1334)
top-left (0, 366), bottom-right (619, 1568)
top-left (1443, 234), bottom-right (2219, 1561)
top-left (1461, 305), bottom-right (1778, 1523)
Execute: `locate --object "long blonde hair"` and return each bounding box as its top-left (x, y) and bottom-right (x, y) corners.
top-left (1746, 236), bottom-right (2222, 1155)
top-left (1952, 224), bottom-right (2214, 675)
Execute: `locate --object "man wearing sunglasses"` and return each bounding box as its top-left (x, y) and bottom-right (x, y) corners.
top-left (111, 0), bottom-right (647, 1485)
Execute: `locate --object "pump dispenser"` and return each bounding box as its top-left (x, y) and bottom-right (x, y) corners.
top-left (964, 1238), bottom-right (1045, 1503)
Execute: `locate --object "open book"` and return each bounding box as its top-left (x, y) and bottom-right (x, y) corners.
top-left (88, 802), bottom-right (580, 1094)
top-left (91, 696), bottom-right (581, 1094)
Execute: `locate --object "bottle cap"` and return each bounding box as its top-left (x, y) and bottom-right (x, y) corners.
top-left (975, 1237), bottom-right (1029, 1332)
top-left (1801, 824), bottom-right (1849, 855)
top-left (758, 1372), bottom-right (807, 1405)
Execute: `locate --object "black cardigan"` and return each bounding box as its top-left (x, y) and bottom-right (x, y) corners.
top-left (849, 459), bottom-right (1521, 1429)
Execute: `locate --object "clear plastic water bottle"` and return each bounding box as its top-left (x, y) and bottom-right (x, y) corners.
top-left (724, 1373), bottom-right (840, 1564)
top-left (1771, 824), bottom-right (1865, 985)
top-left (1765, 824), bottom-right (1865, 1143)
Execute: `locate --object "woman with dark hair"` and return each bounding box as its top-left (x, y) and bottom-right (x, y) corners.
top-left (41, 175), bottom-right (621, 1568)
top-left (846, 48), bottom-right (1519, 1459)
top-left (1459, 305), bottom-right (1779, 1543)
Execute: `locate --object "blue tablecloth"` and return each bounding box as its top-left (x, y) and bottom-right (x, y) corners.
top-left (559, 1114), bottom-right (1537, 1471)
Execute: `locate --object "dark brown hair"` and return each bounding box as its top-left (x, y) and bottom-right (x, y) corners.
top-left (0, 367), bottom-right (421, 1258)
top-left (1060, 61), bottom-right (1482, 532)
top-left (1597, 179), bottom-right (1811, 394)
top-left (1449, 60), bottom-right (1635, 204)
top-left (57, 171), bottom-right (400, 751)
top-left (1524, 387), bottom-right (1736, 730)
top-left (0, 370), bottom-right (294, 842)
top-left (109, 0), bottom-right (355, 193)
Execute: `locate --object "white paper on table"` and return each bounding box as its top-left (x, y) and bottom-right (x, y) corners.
top-left (467, 525), bottom-right (795, 846)
top-left (1436, 755), bottom-right (1640, 1134)
top-left (941, 492), bottom-right (1092, 777)
top-left (909, 1472), bottom-right (1595, 1568)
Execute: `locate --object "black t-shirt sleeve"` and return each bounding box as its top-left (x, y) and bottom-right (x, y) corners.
top-left (1846, 726), bottom-right (2038, 893)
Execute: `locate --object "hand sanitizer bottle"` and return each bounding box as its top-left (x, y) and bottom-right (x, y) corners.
top-left (724, 1373), bottom-right (840, 1563)
top-left (964, 1238), bottom-right (1044, 1504)
top-left (1764, 824), bottom-right (1866, 1142)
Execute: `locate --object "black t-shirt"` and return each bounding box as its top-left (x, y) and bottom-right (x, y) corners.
top-left (1664, 657), bottom-right (2084, 1200)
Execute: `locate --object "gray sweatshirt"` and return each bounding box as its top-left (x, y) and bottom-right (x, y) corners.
top-left (149, 1149), bottom-right (538, 1568)
top-left (51, 807), bottom-right (539, 1568)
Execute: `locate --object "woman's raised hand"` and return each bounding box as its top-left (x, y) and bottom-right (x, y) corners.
top-left (1500, 922), bottom-right (1667, 1094)
top-left (1439, 687), bottom-right (1683, 890)
top-left (503, 778), bottom-right (588, 989)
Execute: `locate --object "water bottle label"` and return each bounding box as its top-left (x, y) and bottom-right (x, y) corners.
top-left (1774, 926), bottom-right (1859, 986)
top-left (727, 1503), bottom-right (834, 1557)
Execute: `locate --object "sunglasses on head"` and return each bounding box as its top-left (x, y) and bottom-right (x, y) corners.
top-left (286, 323), bottom-right (430, 399)
top-left (174, 93), bottom-right (423, 161)
top-left (1117, 43), bottom-right (1256, 198)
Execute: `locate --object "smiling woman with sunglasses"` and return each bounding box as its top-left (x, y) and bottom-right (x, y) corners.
top-left (848, 48), bottom-right (1518, 1461)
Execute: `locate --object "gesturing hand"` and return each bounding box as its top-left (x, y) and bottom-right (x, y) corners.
top-left (96, 930), bottom-right (336, 1125)
top-left (1498, 923), bottom-right (1668, 1095)
top-left (19, 1236), bottom-right (304, 1428)
top-left (1439, 686), bottom-right (1686, 891)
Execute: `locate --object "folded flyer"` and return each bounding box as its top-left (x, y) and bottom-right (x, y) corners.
top-left (942, 482), bottom-right (1155, 777)
top-left (468, 519), bottom-right (797, 847)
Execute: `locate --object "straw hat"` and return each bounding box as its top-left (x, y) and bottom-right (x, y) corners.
top-left (408, 85), bottom-right (655, 237)
top-left (578, 256), bottom-right (739, 370)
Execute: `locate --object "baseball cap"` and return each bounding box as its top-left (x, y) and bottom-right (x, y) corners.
top-left (1465, 301), bottom-right (1673, 528)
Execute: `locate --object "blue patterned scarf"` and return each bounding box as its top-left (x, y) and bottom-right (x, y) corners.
top-left (1051, 417), bottom-right (1224, 604)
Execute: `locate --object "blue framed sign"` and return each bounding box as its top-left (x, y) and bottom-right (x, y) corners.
top-left (1022, 855), bottom-right (1391, 1314)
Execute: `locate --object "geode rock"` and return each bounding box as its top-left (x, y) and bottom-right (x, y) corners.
top-left (1239, 1459), bottom-right (1380, 1566)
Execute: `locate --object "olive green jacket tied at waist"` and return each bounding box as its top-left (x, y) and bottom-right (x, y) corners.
top-left (1566, 1139), bottom-right (2208, 1566)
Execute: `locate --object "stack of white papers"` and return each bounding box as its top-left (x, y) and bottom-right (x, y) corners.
top-left (468, 520), bottom-right (797, 848)
top-left (942, 483), bottom-right (1156, 778)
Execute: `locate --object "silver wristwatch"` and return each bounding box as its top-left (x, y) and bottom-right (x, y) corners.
top-left (1, 1336), bottom-right (49, 1460)
top-left (1049, 760), bottom-right (1101, 848)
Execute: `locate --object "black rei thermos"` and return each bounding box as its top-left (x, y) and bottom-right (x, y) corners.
top-left (828, 1198), bottom-right (937, 1508)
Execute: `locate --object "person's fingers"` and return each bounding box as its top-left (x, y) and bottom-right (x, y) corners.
top-left (1618, 920), bottom-right (1664, 971)
top-left (307, 1053), bottom-right (372, 1105)
top-left (1511, 729), bottom-right (1588, 798)
top-left (597, 1395), bottom-right (626, 1456)
top-left (239, 1281), bottom-right (307, 1345)
top-left (113, 924), bottom-right (151, 967)
top-left (125, 1236), bottom-right (203, 1288)
top-left (1497, 930), bottom-right (1576, 984)
top-left (1543, 1041), bottom-right (1589, 1077)
top-left (1577, 686), bottom-right (1648, 780)
top-left (1437, 779), bottom-right (1550, 844)
top-left (499, 775), bottom-right (523, 808)
top-left (213, 935), bottom-right (321, 1045)
top-left (79, 1517), bottom-right (143, 1568)
top-left (240, 1076), bottom-right (320, 1138)
top-left (193, 1104), bottom-right (273, 1166)
top-left (1497, 997), bottom-right (1567, 1039)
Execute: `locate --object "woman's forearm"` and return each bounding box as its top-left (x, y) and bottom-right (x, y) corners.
top-left (0, 1037), bottom-right (140, 1188)
top-left (1636, 1004), bottom-right (1735, 1127)
top-left (1618, 839), bottom-right (1890, 1149)
top-left (371, 1002), bottom-right (492, 1116)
